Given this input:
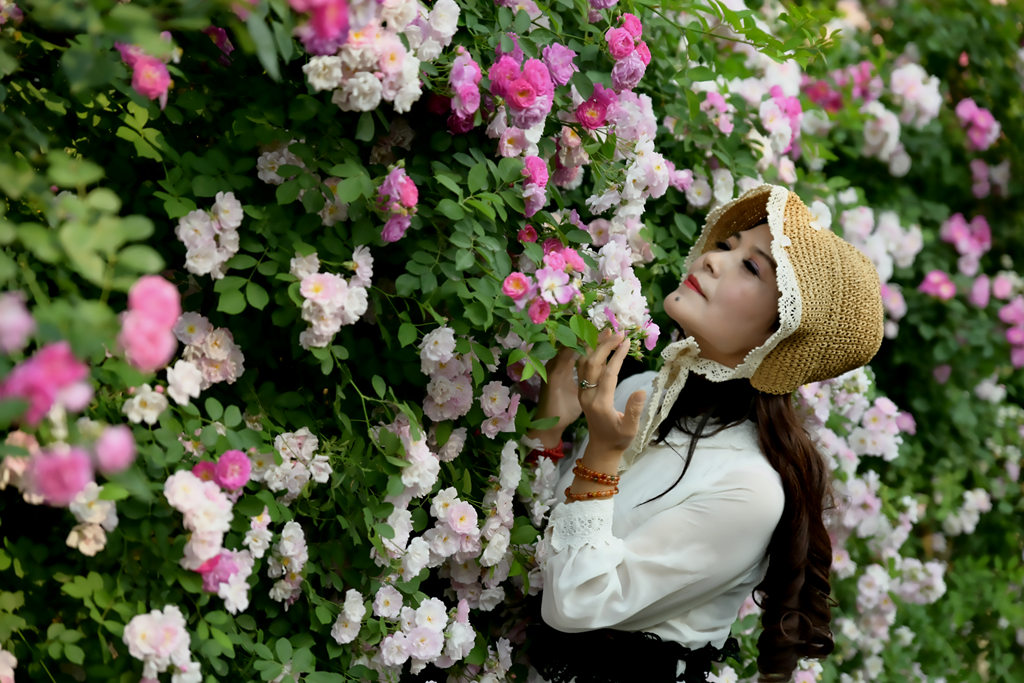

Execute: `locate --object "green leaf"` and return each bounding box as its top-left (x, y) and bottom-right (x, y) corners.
top-left (246, 13), bottom-right (281, 81)
top-left (372, 375), bottom-right (386, 398)
top-left (47, 151), bottom-right (103, 187)
top-left (218, 289), bottom-right (247, 315)
top-left (246, 281), bottom-right (270, 310)
top-left (205, 397), bottom-right (224, 420)
top-left (118, 245), bottom-right (165, 273)
top-left (99, 483), bottom-right (130, 501)
top-left (65, 643), bottom-right (85, 665)
top-left (398, 322), bottom-right (418, 347)
top-left (223, 405), bottom-right (243, 428)
top-left (437, 199), bottom-right (466, 220)
top-left (356, 112), bottom-right (375, 141)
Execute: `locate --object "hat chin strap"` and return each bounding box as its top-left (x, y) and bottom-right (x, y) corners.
top-left (620, 333), bottom-right (776, 471)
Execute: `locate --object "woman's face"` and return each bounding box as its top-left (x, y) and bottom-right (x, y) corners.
top-left (663, 222), bottom-right (781, 367)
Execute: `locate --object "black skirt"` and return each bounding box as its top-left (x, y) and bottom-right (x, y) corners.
top-left (527, 621), bottom-right (740, 683)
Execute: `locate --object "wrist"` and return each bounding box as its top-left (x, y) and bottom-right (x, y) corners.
top-left (580, 442), bottom-right (625, 475)
top-left (527, 427), bottom-right (564, 449)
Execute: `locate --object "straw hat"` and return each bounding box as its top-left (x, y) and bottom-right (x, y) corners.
top-left (622, 184), bottom-right (884, 468)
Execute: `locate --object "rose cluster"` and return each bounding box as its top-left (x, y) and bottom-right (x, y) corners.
top-left (196, 548), bottom-right (255, 614)
top-left (888, 62), bottom-right (942, 129)
top-left (65, 482), bottom-right (118, 556)
top-left (251, 426), bottom-right (331, 505)
top-left (419, 326), bottom-right (474, 422)
top-left (122, 604), bottom-right (200, 682)
top-left (291, 248), bottom-right (372, 349)
top-left (502, 239), bottom-right (586, 324)
top-left (174, 191), bottom-right (244, 280)
top-left (118, 275), bottom-right (181, 373)
top-left (955, 97), bottom-right (1001, 151)
top-left (0, 341), bottom-right (91, 426)
top-left (521, 155), bottom-right (549, 217)
top-left (377, 166), bottom-right (419, 242)
top-left (939, 211), bottom-right (991, 276)
top-left (968, 158), bottom-right (1011, 199)
top-left (164, 469), bottom-right (235, 571)
top-left (488, 40), bottom-right (555, 130)
top-left (267, 520), bottom-right (309, 608)
top-left (998, 295), bottom-right (1024, 368)
top-left (447, 45), bottom-right (482, 133)
top-left (172, 312), bottom-right (246, 389)
top-left (604, 13), bottom-right (649, 92)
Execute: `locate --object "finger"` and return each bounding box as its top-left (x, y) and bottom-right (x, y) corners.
top-left (600, 335), bottom-right (630, 384)
top-left (622, 390), bottom-right (648, 435)
top-left (581, 331), bottom-right (624, 376)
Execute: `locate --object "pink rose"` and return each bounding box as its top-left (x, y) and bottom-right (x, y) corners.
top-left (214, 449), bottom-right (252, 490)
top-left (128, 275), bottom-right (182, 328)
top-left (502, 272), bottom-right (533, 301)
top-left (382, 214), bottom-right (412, 243)
top-left (505, 78), bottom-right (537, 110)
top-left (452, 83), bottom-right (480, 117)
top-left (119, 310), bottom-right (178, 372)
top-left (518, 225), bottom-right (538, 242)
top-left (575, 98), bottom-right (608, 130)
top-left (447, 112), bottom-right (476, 135)
top-left (611, 52), bottom-right (646, 92)
top-left (521, 59), bottom-right (553, 100)
top-left (620, 13), bottom-right (642, 38)
top-left (398, 175), bottom-right (418, 208)
top-left (917, 270), bottom-right (956, 301)
top-left (968, 275), bottom-right (990, 308)
top-left (604, 27), bottom-right (635, 60)
top-left (998, 296), bottom-right (1024, 325)
top-left (527, 297), bottom-right (550, 324)
top-left (488, 55), bottom-right (521, 98)
top-left (30, 447), bottom-right (94, 507)
top-left (541, 43), bottom-right (578, 87)
top-left (95, 425), bottom-right (137, 475)
top-left (309, 0), bottom-right (350, 41)
top-left (991, 274), bottom-right (1014, 300)
top-left (522, 156), bottom-right (549, 188)
top-left (131, 55), bottom-right (170, 103)
top-left (192, 461), bottom-right (216, 482)
top-left (0, 291), bottom-right (35, 353)
top-left (634, 40), bottom-right (651, 66)
top-left (0, 341), bottom-right (90, 425)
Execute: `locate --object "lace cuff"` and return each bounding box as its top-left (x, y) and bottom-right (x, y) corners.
top-left (549, 499), bottom-right (615, 552)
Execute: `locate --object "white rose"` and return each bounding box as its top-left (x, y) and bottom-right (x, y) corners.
top-left (302, 56), bottom-right (344, 92)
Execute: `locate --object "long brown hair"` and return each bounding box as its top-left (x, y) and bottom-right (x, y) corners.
top-left (652, 373), bottom-right (835, 681)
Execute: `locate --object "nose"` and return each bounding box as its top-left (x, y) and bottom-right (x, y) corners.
top-left (702, 250), bottom-right (721, 276)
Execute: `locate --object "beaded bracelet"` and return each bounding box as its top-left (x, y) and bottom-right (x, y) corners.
top-left (564, 486), bottom-right (618, 502)
top-left (572, 461), bottom-right (620, 486)
top-left (527, 441), bottom-right (565, 463)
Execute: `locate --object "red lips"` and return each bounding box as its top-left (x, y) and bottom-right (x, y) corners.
top-left (684, 274), bottom-right (704, 297)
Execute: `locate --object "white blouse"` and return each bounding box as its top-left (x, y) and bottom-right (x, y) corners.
top-left (539, 371), bottom-right (785, 651)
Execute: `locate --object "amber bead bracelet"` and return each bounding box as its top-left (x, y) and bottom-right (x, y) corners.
top-left (564, 485), bottom-right (618, 502)
top-left (572, 461), bottom-right (620, 486)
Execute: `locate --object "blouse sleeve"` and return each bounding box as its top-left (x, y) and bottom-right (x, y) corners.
top-left (540, 466), bottom-right (784, 632)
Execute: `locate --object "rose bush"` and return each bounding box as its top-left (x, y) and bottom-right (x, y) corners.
top-left (1, 0), bottom-right (1022, 681)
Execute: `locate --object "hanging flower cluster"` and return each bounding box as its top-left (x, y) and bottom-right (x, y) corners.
top-left (164, 469), bottom-right (234, 571)
top-left (0, 341), bottom-right (91, 426)
top-left (251, 426), bottom-right (331, 505)
top-left (604, 13), bottom-right (649, 92)
top-left (174, 191), bottom-right (244, 280)
top-left (268, 520), bottom-right (309, 608)
top-left (939, 212), bottom-right (991, 276)
top-left (955, 97), bottom-right (1001, 151)
top-left (447, 45), bottom-right (482, 132)
top-left (122, 605), bottom-right (200, 682)
top-left (377, 167), bottom-right (419, 242)
top-left (115, 35), bottom-right (176, 108)
top-left (291, 248), bottom-right (372, 349)
top-left (172, 313), bottom-right (246, 389)
top-left (419, 326), bottom-right (475, 423)
top-left (66, 481), bottom-right (120, 556)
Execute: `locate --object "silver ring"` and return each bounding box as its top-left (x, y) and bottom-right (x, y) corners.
top-left (579, 379), bottom-right (599, 390)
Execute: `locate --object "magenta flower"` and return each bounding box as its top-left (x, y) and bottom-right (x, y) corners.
top-left (398, 175), bottom-right (419, 209)
top-left (505, 78), bottom-right (537, 109)
top-left (576, 98), bottom-right (608, 130)
top-left (643, 321), bottom-right (660, 350)
top-left (197, 551), bottom-right (241, 593)
top-left (541, 43), bottom-right (578, 86)
top-left (968, 275), bottom-right (990, 308)
top-left (192, 461), bottom-right (216, 482)
top-left (488, 55), bottom-right (521, 98)
top-left (95, 425), bottom-right (137, 475)
top-left (382, 214), bottom-right (412, 243)
top-left (917, 270), bottom-right (956, 301)
top-left (605, 27), bottom-right (635, 60)
top-left (214, 449), bottom-right (252, 491)
top-left (992, 274), bottom-right (1014, 300)
top-left (521, 59), bottom-right (554, 100)
top-left (1006, 325), bottom-right (1024, 346)
top-left (518, 225), bottom-right (538, 242)
top-left (528, 297), bottom-right (550, 324)
top-left (634, 40), bottom-right (651, 66)
top-left (30, 447), bottom-right (94, 507)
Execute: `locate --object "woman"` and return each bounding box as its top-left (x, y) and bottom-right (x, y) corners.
top-left (526, 185), bottom-right (884, 683)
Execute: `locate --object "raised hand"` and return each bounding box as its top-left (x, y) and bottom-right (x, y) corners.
top-left (576, 330), bottom-right (647, 458)
top-left (530, 346), bottom-right (584, 448)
